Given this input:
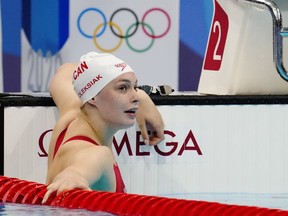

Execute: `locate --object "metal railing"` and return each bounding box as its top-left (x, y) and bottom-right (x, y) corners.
top-left (242, 0), bottom-right (288, 81)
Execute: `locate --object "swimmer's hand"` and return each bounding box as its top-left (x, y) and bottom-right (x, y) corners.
top-left (136, 89), bottom-right (165, 145)
top-left (42, 168), bottom-right (91, 204)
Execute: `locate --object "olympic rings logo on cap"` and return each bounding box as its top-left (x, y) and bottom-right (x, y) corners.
top-left (77, 7), bottom-right (171, 53)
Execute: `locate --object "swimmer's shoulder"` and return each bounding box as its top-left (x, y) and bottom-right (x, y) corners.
top-left (57, 62), bottom-right (78, 71)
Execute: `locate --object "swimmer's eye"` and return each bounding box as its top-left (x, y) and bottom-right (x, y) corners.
top-left (119, 85), bottom-right (128, 91)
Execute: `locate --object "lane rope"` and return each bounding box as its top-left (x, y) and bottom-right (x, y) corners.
top-left (0, 176), bottom-right (287, 215)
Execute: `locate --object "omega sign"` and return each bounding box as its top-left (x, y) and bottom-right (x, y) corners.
top-left (38, 129), bottom-right (202, 157)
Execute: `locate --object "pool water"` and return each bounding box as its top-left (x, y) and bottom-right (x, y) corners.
top-left (1, 193), bottom-right (288, 215)
top-left (162, 193), bottom-right (288, 211)
top-left (0, 203), bottom-right (116, 216)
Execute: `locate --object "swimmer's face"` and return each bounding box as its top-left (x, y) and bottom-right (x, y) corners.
top-left (94, 72), bottom-right (139, 129)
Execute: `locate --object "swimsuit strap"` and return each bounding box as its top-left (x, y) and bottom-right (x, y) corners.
top-left (53, 128), bottom-right (68, 159)
top-left (53, 129), bottom-right (98, 159)
top-left (63, 135), bottom-right (98, 145)
top-left (113, 164), bottom-right (126, 193)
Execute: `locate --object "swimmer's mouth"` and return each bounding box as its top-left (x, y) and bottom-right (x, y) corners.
top-left (124, 108), bottom-right (138, 113)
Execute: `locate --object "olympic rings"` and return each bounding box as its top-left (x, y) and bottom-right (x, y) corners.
top-left (142, 8), bottom-right (171, 39)
top-left (77, 8), bottom-right (107, 38)
top-left (125, 22), bottom-right (154, 53)
top-left (77, 7), bottom-right (171, 52)
top-left (110, 8), bottom-right (139, 39)
top-left (93, 22), bottom-right (123, 53)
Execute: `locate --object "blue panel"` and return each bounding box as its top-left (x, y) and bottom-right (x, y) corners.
top-left (178, 0), bottom-right (214, 91)
top-left (180, 0), bottom-right (213, 56)
top-left (23, 0), bottom-right (69, 56)
top-left (1, 0), bottom-right (21, 55)
top-left (58, 0), bottom-right (69, 51)
top-left (1, 0), bottom-right (22, 91)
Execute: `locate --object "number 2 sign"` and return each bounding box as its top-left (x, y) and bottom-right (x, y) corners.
top-left (203, 0), bottom-right (229, 71)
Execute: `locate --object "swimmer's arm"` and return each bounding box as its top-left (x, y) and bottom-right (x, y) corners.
top-left (42, 166), bottom-right (91, 203)
top-left (42, 146), bottom-right (113, 203)
top-left (136, 89), bottom-right (165, 145)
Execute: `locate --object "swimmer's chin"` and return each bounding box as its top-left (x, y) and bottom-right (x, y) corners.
top-left (118, 121), bottom-right (136, 130)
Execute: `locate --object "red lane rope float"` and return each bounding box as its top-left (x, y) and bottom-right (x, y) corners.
top-left (1, 176), bottom-right (288, 216)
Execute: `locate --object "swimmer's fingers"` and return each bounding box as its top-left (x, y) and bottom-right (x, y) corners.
top-left (138, 121), bottom-right (150, 145)
top-left (148, 129), bottom-right (165, 146)
top-left (42, 181), bottom-right (91, 204)
top-left (42, 181), bottom-right (64, 204)
top-left (138, 121), bottom-right (165, 146)
top-left (42, 186), bottom-right (56, 204)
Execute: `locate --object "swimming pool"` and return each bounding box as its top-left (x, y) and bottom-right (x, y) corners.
top-left (163, 192), bottom-right (288, 211)
top-left (0, 203), bottom-right (115, 216)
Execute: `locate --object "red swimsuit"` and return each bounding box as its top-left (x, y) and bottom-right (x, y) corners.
top-left (53, 128), bottom-right (126, 193)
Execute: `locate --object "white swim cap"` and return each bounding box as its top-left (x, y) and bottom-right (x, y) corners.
top-left (72, 52), bottom-right (134, 104)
